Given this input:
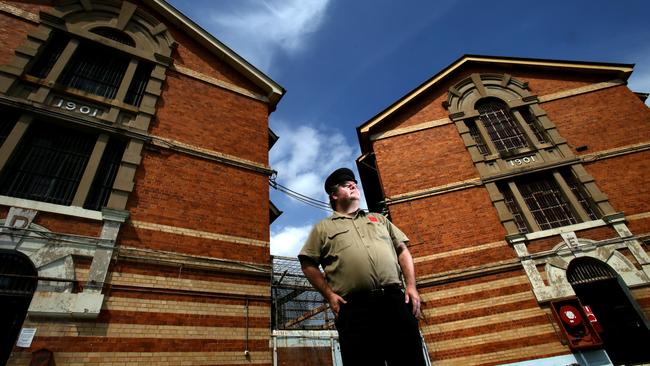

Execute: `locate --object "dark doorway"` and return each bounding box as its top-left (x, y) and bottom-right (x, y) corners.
top-left (567, 257), bottom-right (650, 365)
top-left (0, 249), bottom-right (38, 365)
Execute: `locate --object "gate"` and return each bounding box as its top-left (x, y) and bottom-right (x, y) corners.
top-left (567, 256), bottom-right (650, 365)
top-left (0, 249), bottom-right (38, 365)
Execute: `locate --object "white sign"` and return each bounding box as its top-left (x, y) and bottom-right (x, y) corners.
top-left (16, 328), bottom-right (37, 348)
top-left (52, 98), bottom-right (102, 118)
top-left (508, 155), bottom-right (536, 167)
top-left (560, 231), bottom-right (579, 249)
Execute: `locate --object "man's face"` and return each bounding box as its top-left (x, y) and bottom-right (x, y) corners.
top-left (332, 180), bottom-right (359, 204)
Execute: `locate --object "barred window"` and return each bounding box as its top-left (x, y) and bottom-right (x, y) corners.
top-left (477, 98), bottom-right (529, 154)
top-left (90, 27), bottom-right (135, 47)
top-left (0, 110), bottom-right (19, 146)
top-left (467, 120), bottom-right (489, 155)
top-left (124, 62), bottom-right (153, 107)
top-left (500, 170), bottom-right (600, 233)
top-left (502, 188), bottom-right (529, 233)
top-left (565, 172), bottom-right (599, 220)
top-left (0, 122), bottom-right (95, 205)
top-left (84, 138), bottom-right (125, 210)
top-left (520, 108), bottom-right (547, 144)
top-left (27, 30), bottom-right (151, 106)
top-left (0, 122), bottom-right (124, 210)
top-left (518, 176), bottom-right (577, 230)
top-left (27, 32), bottom-right (69, 79)
top-left (58, 42), bottom-right (130, 100)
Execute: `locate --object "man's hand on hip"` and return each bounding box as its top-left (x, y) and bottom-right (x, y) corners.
top-left (327, 292), bottom-right (347, 318)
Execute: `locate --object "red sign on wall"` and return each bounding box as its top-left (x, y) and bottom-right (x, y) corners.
top-left (550, 299), bottom-right (603, 350)
top-left (582, 305), bottom-right (603, 333)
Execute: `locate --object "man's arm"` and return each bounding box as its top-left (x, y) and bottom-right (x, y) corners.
top-left (299, 257), bottom-right (347, 317)
top-left (396, 242), bottom-right (421, 317)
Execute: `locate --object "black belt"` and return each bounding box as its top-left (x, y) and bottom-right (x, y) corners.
top-left (344, 284), bottom-right (402, 301)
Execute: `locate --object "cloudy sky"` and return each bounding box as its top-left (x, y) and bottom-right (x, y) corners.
top-left (168, 0), bottom-right (650, 257)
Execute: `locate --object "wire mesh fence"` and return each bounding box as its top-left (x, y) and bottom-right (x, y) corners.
top-left (272, 256), bottom-right (335, 330)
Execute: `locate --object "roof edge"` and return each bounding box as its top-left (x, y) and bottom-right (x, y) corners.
top-left (147, 0), bottom-right (285, 108)
top-left (358, 54), bottom-right (635, 134)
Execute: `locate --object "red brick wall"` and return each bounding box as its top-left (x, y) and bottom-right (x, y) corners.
top-left (368, 61), bottom-right (650, 365)
top-left (374, 65), bottom-right (612, 135)
top-left (33, 212), bottom-right (103, 237)
top-left (0, 8), bottom-right (38, 65)
top-left (544, 86), bottom-right (650, 155)
top-left (168, 26), bottom-right (264, 95)
top-left (128, 152), bottom-right (269, 240)
top-left (2, 2), bottom-right (276, 365)
top-left (585, 150), bottom-right (650, 218)
top-left (154, 71), bottom-right (269, 164)
top-left (375, 124), bottom-right (477, 196)
top-left (390, 188), bottom-right (506, 254)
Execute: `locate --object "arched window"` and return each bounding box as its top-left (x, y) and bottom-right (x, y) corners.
top-left (90, 27), bottom-right (135, 47)
top-left (0, 2), bottom-right (176, 212)
top-left (566, 256), bottom-right (617, 285)
top-left (567, 257), bottom-right (650, 365)
top-left (446, 73), bottom-right (611, 236)
top-left (58, 41), bottom-right (131, 100)
top-left (476, 98), bottom-right (529, 154)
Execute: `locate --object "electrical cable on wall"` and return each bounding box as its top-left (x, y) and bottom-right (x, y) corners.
top-left (269, 175), bottom-right (331, 212)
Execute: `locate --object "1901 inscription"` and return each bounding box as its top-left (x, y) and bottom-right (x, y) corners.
top-left (508, 155), bottom-right (536, 166)
top-left (52, 98), bottom-right (102, 117)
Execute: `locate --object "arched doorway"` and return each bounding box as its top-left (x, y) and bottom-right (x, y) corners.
top-left (0, 249), bottom-right (37, 365)
top-left (567, 257), bottom-right (650, 365)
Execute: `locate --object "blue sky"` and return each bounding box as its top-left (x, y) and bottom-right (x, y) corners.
top-left (167, 0), bottom-right (650, 257)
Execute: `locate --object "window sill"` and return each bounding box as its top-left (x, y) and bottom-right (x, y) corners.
top-left (0, 195), bottom-right (102, 221)
top-left (524, 219), bottom-right (606, 240)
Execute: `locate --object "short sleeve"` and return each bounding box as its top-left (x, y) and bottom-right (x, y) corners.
top-left (386, 220), bottom-right (409, 248)
top-left (298, 224), bottom-right (323, 264)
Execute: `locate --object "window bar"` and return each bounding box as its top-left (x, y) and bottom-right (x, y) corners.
top-left (517, 108), bottom-right (547, 144)
top-left (0, 123), bottom-right (95, 206)
top-left (27, 32), bottom-right (70, 79)
top-left (84, 138), bottom-right (125, 210)
top-left (467, 120), bottom-right (489, 155)
top-left (501, 187), bottom-right (529, 233)
top-left (58, 42), bottom-right (129, 100)
top-left (115, 59), bottom-right (140, 104)
top-left (72, 134), bottom-right (108, 207)
top-left (507, 181), bottom-right (541, 232)
top-left (90, 27), bottom-right (135, 47)
top-left (124, 61), bottom-right (153, 107)
top-left (477, 100), bottom-right (528, 153)
top-left (517, 175), bottom-right (577, 230)
top-left (473, 117), bottom-right (499, 156)
top-left (554, 171), bottom-right (597, 221)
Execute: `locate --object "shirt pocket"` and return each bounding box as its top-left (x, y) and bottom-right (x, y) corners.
top-left (325, 229), bottom-right (352, 254)
top-left (368, 222), bottom-right (392, 244)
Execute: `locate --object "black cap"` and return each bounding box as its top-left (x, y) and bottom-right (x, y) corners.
top-left (324, 168), bottom-right (357, 193)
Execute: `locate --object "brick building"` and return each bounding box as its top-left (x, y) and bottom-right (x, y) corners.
top-left (0, 1), bottom-right (284, 365)
top-left (357, 55), bottom-right (650, 365)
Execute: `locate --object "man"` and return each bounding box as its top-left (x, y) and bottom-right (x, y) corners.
top-left (299, 167), bottom-right (426, 366)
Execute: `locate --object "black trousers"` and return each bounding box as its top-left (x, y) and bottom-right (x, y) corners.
top-left (335, 287), bottom-right (426, 366)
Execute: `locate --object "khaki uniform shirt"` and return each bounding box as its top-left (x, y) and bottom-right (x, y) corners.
top-left (299, 210), bottom-right (409, 297)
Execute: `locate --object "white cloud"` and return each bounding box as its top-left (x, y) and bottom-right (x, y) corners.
top-left (207, 0), bottom-right (330, 71)
top-left (270, 225), bottom-right (312, 256)
top-left (270, 123), bottom-right (358, 201)
top-left (269, 121), bottom-right (367, 256)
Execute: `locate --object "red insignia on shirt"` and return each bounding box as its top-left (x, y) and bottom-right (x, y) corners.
top-left (368, 215), bottom-right (379, 223)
